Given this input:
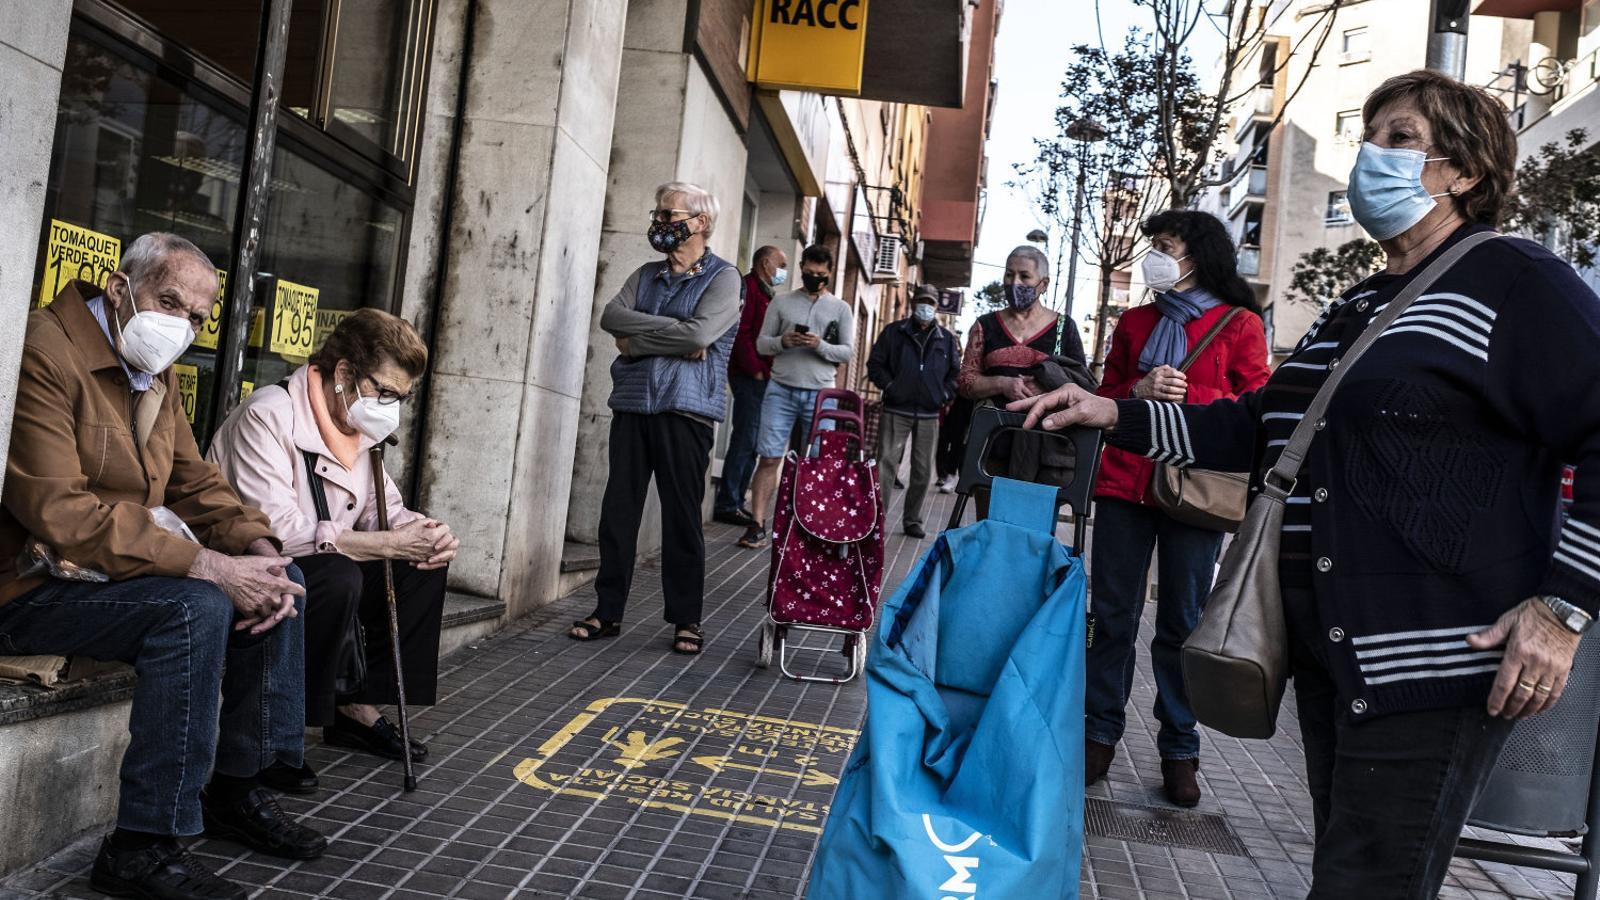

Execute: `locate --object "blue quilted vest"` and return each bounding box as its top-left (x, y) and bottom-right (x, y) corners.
top-left (607, 254), bottom-right (737, 422)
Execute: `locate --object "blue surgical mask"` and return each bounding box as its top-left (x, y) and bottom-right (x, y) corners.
top-left (770, 267), bottom-right (788, 287)
top-left (1347, 142), bottom-right (1452, 240)
top-left (1004, 283), bottom-right (1038, 310)
top-left (912, 303), bottom-right (936, 323)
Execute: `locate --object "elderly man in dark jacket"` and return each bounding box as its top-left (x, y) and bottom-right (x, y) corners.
top-left (867, 286), bottom-right (959, 538)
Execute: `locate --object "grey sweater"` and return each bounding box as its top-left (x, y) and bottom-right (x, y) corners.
top-left (755, 290), bottom-right (855, 390)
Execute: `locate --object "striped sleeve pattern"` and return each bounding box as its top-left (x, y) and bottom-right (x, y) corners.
top-left (1554, 518), bottom-right (1600, 587)
top-left (1141, 400), bottom-right (1196, 467)
top-left (1350, 625), bottom-right (1504, 687)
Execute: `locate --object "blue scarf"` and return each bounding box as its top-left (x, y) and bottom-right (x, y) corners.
top-left (1138, 286), bottom-right (1224, 373)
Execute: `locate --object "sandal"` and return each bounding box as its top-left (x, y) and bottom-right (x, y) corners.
top-left (671, 625), bottom-right (704, 656)
top-left (569, 616), bottom-right (620, 641)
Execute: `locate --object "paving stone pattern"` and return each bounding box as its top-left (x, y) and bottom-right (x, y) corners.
top-left (0, 489), bottom-right (1586, 899)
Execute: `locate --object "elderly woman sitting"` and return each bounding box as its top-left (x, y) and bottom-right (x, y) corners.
top-left (209, 309), bottom-right (458, 792)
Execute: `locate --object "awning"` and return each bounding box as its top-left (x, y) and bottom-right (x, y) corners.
top-left (1472, 0), bottom-right (1579, 18)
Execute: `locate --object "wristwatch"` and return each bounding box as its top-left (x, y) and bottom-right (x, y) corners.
top-left (1538, 595), bottom-right (1595, 634)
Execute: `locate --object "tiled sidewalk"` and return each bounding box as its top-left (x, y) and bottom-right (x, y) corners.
top-left (1, 488), bottom-right (1587, 899)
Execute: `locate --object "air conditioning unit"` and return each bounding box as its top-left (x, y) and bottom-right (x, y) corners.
top-left (871, 235), bottom-right (904, 284)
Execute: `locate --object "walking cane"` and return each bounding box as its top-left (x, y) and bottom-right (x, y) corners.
top-left (369, 437), bottom-right (418, 792)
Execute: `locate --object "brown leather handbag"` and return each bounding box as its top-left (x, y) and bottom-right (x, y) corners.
top-left (1149, 308), bottom-right (1249, 532)
top-left (1181, 232), bottom-right (1500, 739)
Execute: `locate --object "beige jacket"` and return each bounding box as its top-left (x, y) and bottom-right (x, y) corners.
top-left (0, 282), bottom-right (277, 605)
top-left (206, 364), bottom-right (420, 559)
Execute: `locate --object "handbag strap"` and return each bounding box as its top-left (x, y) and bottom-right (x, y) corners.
top-left (1177, 307), bottom-right (1242, 373)
top-left (299, 450), bottom-right (333, 522)
top-left (1264, 231), bottom-right (1500, 498)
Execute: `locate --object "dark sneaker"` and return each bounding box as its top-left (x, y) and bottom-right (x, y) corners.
top-left (903, 523), bottom-right (927, 539)
top-left (1085, 739), bottom-right (1116, 786)
top-left (202, 787), bottom-right (328, 860)
top-left (1161, 758), bottom-right (1202, 808)
top-left (324, 712), bottom-right (427, 762)
top-left (256, 760), bottom-right (318, 796)
top-left (91, 838), bottom-right (246, 900)
top-left (712, 507), bottom-right (757, 528)
top-left (736, 524), bottom-right (769, 549)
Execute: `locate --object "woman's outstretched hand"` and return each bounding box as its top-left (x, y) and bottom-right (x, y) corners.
top-left (1007, 384), bottom-right (1121, 431)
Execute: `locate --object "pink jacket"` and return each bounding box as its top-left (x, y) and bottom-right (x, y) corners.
top-left (206, 365), bottom-right (420, 558)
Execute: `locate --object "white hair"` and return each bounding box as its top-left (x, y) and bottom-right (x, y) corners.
top-left (119, 232), bottom-right (215, 285)
top-left (1007, 244), bottom-right (1050, 280)
top-left (655, 182), bottom-right (720, 238)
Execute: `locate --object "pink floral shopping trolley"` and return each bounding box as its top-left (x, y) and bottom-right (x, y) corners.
top-left (757, 389), bottom-right (885, 683)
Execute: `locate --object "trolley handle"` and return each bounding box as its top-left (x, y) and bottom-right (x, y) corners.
top-left (953, 406), bottom-right (1104, 520)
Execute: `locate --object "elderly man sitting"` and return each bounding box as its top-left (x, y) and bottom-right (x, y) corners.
top-left (0, 233), bottom-right (328, 900)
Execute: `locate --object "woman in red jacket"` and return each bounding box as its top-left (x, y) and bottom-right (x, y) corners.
top-left (1087, 210), bottom-right (1270, 807)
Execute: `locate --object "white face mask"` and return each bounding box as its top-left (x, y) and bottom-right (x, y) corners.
top-left (112, 276), bottom-right (197, 374)
top-left (1141, 249), bottom-right (1191, 294)
top-left (343, 376), bottom-right (402, 442)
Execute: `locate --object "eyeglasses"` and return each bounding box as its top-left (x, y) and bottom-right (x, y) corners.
top-left (358, 372), bottom-right (415, 405)
top-left (649, 208), bottom-right (698, 224)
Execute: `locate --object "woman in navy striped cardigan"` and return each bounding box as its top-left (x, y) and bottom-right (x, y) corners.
top-left (1016, 71), bottom-right (1600, 897)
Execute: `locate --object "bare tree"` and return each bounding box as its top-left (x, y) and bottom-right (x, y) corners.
top-left (1015, 34), bottom-right (1173, 365)
top-left (1110, 0), bottom-right (1346, 207)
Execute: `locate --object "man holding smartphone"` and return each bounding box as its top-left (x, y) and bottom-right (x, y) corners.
top-left (736, 244), bottom-right (855, 549)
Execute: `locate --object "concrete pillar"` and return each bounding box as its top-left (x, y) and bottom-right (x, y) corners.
top-left (564, 0), bottom-right (749, 548)
top-left (0, 1), bottom-right (71, 499)
top-left (417, 0), bottom-right (628, 617)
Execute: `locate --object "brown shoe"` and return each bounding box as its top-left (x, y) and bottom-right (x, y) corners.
top-left (1085, 739), bottom-right (1116, 786)
top-left (1161, 758), bottom-right (1201, 808)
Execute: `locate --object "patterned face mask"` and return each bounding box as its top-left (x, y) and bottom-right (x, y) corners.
top-left (1004, 282), bottom-right (1038, 310)
top-left (648, 218), bottom-right (693, 253)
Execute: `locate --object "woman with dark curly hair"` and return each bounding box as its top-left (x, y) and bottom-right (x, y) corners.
top-left (1017, 70), bottom-right (1600, 896)
top-left (1084, 209), bottom-right (1270, 807)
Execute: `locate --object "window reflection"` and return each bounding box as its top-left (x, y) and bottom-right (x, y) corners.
top-left (40, 32), bottom-right (246, 442)
top-left (238, 144), bottom-right (404, 396)
top-left (115, 0), bottom-right (264, 86)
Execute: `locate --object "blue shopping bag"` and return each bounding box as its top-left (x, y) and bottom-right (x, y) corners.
top-left (808, 477), bottom-right (1086, 900)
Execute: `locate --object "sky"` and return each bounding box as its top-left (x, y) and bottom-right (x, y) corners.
top-left (965, 0), bottom-right (1223, 329)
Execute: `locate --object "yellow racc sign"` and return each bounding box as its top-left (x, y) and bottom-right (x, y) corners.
top-left (748, 0), bottom-right (869, 95)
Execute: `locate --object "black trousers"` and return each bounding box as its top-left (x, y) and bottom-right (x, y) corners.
top-left (293, 553), bottom-right (447, 727)
top-left (1287, 591), bottom-right (1513, 898)
top-left (595, 412), bottom-right (713, 626)
top-left (935, 396), bottom-right (973, 479)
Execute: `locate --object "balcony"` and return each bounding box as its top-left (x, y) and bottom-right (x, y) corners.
top-left (1238, 245), bottom-right (1262, 278)
top-left (1227, 165), bottom-right (1269, 217)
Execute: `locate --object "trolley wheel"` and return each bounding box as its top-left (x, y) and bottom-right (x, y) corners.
top-left (852, 634), bottom-right (869, 670)
top-left (840, 634), bottom-right (855, 659)
top-left (756, 621), bottom-right (774, 669)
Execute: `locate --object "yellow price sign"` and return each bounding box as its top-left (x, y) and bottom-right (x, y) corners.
top-left (270, 279), bottom-right (318, 358)
top-left (38, 220), bottom-right (121, 308)
top-left (313, 308), bottom-right (352, 353)
top-left (194, 270), bottom-right (228, 350)
top-left (239, 381), bottom-right (255, 403)
top-left (173, 364), bottom-right (199, 425)
top-left (248, 309), bottom-right (265, 349)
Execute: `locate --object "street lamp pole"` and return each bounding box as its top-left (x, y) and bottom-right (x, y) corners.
top-left (1426, 0), bottom-right (1470, 80)
top-left (1061, 117), bottom-right (1107, 324)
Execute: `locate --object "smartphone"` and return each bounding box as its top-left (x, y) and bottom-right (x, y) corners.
top-left (793, 324), bottom-right (810, 334)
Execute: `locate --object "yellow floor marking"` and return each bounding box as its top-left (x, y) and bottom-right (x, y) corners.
top-left (511, 697), bottom-right (858, 834)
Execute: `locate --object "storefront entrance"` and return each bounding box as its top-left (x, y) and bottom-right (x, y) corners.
top-left (32, 0), bottom-right (434, 448)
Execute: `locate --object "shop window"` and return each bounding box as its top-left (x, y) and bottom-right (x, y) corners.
top-left (37, 30), bottom-right (248, 441)
top-left (235, 143), bottom-right (405, 396)
top-left (114, 0), bottom-right (264, 86)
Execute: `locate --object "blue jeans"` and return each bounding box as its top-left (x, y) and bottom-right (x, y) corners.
top-left (715, 373), bottom-right (767, 513)
top-left (1086, 498), bottom-right (1224, 760)
top-left (0, 572), bottom-right (307, 836)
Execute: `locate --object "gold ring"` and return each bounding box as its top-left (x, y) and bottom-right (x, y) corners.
top-left (1535, 683), bottom-right (1554, 694)
top-left (1517, 679), bottom-right (1537, 692)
